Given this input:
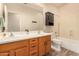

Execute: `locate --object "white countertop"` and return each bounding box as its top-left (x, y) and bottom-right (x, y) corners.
top-left (0, 32), bottom-right (51, 44)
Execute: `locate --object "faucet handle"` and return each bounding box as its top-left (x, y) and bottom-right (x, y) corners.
top-left (3, 33), bottom-right (6, 37)
top-left (25, 29), bottom-right (29, 32)
top-left (10, 32), bottom-right (13, 37)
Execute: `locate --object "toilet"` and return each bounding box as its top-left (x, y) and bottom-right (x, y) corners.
top-left (51, 32), bottom-right (62, 52)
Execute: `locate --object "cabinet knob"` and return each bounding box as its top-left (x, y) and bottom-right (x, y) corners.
top-left (32, 40), bottom-right (35, 41)
top-left (32, 45), bottom-right (36, 48)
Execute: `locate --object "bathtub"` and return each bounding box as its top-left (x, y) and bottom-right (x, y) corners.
top-left (52, 37), bottom-right (79, 54)
top-left (60, 37), bottom-right (79, 54)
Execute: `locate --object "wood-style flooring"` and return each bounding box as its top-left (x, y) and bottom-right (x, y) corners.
top-left (48, 47), bottom-right (79, 56)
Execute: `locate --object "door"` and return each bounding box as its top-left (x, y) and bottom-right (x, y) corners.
top-left (15, 47), bottom-right (28, 56)
top-left (39, 37), bottom-right (46, 56)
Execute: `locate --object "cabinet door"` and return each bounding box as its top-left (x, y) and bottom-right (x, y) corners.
top-left (15, 47), bottom-right (28, 56)
top-left (39, 37), bottom-right (46, 56)
top-left (45, 36), bottom-right (51, 54)
top-left (0, 52), bottom-right (9, 56)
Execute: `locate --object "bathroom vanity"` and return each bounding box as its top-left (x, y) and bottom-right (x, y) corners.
top-left (0, 32), bottom-right (51, 56)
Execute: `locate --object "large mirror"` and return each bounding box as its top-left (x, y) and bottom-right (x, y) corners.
top-left (3, 3), bottom-right (44, 32)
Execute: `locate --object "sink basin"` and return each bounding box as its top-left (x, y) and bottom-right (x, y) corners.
top-left (0, 31), bottom-right (51, 44)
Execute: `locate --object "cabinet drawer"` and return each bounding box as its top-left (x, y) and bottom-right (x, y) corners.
top-left (30, 51), bottom-right (38, 56)
top-left (30, 38), bottom-right (38, 44)
top-left (30, 43), bottom-right (38, 51)
top-left (30, 47), bottom-right (38, 52)
top-left (30, 43), bottom-right (38, 47)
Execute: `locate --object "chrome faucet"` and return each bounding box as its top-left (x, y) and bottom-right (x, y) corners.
top-left (3, 33), bottom-right (6, 37)
top-left (25, 29), bottom-right (29, 34)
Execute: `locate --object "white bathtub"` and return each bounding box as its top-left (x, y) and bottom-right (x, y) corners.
top-left (59, 37), bottom-right (79, 54)
top-left (51, 32), bottom-right (79, 54)
top-left (53, 37), bottom-right (79, 54)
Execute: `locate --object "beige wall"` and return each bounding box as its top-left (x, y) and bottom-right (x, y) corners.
top-left (43, 3), bottom-right (79, 40)
top-left (58, 4), bottom-right (79, 40)
top-left (4, 3), bottom-right (79, 40)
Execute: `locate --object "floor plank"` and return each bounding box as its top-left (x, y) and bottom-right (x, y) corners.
top-left (48, 47), bottom-right (79, 56)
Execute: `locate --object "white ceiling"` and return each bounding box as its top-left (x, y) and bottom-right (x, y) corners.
top-left (39, 3), bottom-right (67, 8)
top-left (6, 3), bottom-right (67, 12)
top-left (23, 3), bottom-right (67, 11)
top-left (28, 3), bottom-right (67, 9)
top-left (6, 3), bottom-right (67, 8)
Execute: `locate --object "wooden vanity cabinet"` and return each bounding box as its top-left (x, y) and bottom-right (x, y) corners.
top-left (0, 35), bottom-right (51, 56)
top-left (39, 35), bottom-right (51, 56)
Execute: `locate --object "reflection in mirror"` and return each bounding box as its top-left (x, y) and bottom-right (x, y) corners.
top-left (5, 3), bottom-right (44, 32)
top-left (8, 12), bottom-right (20, 32)
top-left (0, 3), bottom-right (6, 32)
top-left (0, 16), bottom-right (5, 32)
